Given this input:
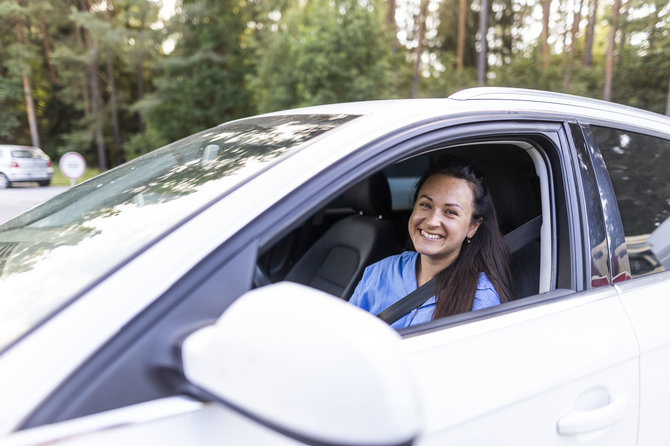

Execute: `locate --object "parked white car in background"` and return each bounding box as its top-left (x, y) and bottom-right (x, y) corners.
top-left (2, 87), bottom-right (670, 445)
top-left (0, 145), bottom-right (53, 188)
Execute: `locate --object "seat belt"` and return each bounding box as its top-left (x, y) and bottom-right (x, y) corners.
top-left (377, 215), bottom-right (542, 325)
top-left (377, 277), bottom-right (436, 324)
top-left (504, 215), bottom-right (542, 254)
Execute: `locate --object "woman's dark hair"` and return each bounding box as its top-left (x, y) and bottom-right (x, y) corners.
top-left (412, 156), bottom-right (513, 318)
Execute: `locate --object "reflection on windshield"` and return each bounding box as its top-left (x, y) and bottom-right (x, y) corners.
top-left (0, 114), bottom-right (357, 352)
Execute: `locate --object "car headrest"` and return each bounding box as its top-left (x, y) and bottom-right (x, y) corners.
top-left (332, 172), bottom-right (392, 218)
top-left (482, 168), bottom-right (539, 234)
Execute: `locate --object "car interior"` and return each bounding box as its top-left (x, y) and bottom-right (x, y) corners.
top-left (257, 140), bottom-right (551, 304)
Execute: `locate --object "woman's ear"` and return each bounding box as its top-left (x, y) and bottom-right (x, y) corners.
top-left (467, 218), bottom-right (482, 239)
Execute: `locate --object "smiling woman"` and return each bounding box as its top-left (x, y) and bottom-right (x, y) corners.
top-left (349, 157), bottom-right (513, 328)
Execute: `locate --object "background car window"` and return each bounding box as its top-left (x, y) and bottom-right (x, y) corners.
top-left (383, 156), bottom-right (429, 210)
top-left (11, 149), bottom-right (45, 159)
top-left (593, 126), bottom-right (670, 277)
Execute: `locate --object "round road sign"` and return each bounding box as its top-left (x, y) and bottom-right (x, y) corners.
top-left (59, 152), bottom-right (87, 180)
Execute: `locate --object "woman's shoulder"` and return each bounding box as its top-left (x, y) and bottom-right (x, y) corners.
top-left (473, 272), bottom-right (501, 310)
top-left (367, 251), bottom-right (417, 271)
top-left (476, 271), bottom-right (496, 290)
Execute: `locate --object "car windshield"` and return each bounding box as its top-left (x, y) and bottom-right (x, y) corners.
top-left (0, 114), bottom-right (356, 352)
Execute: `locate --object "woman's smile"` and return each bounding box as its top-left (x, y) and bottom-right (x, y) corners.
top-left (419, 229), bottom-right (443, 240)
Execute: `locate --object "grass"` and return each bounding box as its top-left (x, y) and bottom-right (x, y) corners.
top-left (51, 166), bottom-right (101, 186)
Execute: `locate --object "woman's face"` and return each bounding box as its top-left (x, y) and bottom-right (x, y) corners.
top-left (408, 174), bottom-right (481, 269)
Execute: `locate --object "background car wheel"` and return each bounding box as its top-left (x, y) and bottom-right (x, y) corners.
top-left (39, 180), bottom-right (51, 187)
top-left (0, 173), bottom-right (10, 189)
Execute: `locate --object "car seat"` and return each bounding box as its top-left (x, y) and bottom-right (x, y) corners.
top-left (285, 172), bottom-right (396, 300)
top-left (483, 165), bottom-right (542, 299)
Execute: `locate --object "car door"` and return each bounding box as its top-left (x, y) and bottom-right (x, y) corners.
top-left (388, 121), bottom-right (640, 444)
top-left (587, 123), bottom-right (670, 446)
top-left (402, 287), bottom-right (638, 445)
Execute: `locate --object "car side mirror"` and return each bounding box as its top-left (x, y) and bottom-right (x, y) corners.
top-left (181, 282), bottom-right (421, 445)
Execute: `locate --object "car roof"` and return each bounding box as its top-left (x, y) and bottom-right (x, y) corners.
top-left (257, 87), bottom-right (670, 138)
top-left (450, 87), bottom-right (670, 125)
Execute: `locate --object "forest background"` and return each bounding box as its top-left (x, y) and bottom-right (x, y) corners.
top-left (1, 0), bottom-right (669, 171)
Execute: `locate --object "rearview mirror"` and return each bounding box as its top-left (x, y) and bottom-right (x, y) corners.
top-left (181, 282), bottom-right (421, 445)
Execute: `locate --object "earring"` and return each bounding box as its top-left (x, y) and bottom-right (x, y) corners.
top-left (466, 237), bottom-right (471, 244)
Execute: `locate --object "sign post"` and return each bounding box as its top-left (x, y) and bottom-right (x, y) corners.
top-left (59, 152), bottom-right (87, 187)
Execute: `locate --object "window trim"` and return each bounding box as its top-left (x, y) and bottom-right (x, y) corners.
top-left (579, 123), bottom-right (633, 283)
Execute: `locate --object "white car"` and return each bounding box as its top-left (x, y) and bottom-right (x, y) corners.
top-left (0, 145), bottom-right (53, 188)
top-left (2, 87), bottom-right (670, 445)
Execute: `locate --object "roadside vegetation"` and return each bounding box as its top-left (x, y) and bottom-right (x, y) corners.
top-left (51, 167), bottom-right (101, 187)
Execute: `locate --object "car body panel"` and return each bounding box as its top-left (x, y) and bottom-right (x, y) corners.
top-left (5, 398), bottom-right (303, 446)
top-left (403, 287), bottom-right (639, 444)
top-left (616, 272), bottom-right (670, 445)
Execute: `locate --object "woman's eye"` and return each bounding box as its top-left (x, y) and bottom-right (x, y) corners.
top-left (444, 209), bottom-right (457, 216)
top-left (419, 202), bottom-right (430, 209)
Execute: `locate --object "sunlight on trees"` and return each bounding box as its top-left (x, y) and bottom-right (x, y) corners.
top-left (0, 0), bottom-right (669, 169)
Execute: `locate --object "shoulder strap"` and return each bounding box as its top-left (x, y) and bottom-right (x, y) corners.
top-left (377, 215), bottom-right (542, 325)
top-left (504, 215), bottom-right (542, 253)
top-left (377, 277), bottom-right (436, 325)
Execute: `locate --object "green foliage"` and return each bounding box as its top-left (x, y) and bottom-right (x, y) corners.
top-left (122, 124), bottom-right (169, 160)
top-left (51, 166), bottom-right (101, 186)
top-left (139, 0), bottom-right (255, 143)
top-left (0, 76), bottom-right (22, 139)
top-left (249, 0), bottom-right (396, 112)
top-left (2, 0), bottom-right (670, 166)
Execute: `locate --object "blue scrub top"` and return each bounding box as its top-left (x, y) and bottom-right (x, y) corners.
top-left (349, 251), bottom-right (501, 329)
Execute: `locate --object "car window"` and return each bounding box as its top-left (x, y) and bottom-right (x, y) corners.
top-left (383, 156), bottom-right (429, 210)
top-left (592, 126), bottom-right (670, 278)
top-left (11, 149), bottom-right (46, 159)
top-left (260, 139), bottom-right (551, 313)
top-left (0, 114), bottom-right (357, 353)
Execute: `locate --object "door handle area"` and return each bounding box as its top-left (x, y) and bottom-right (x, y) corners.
top-left (557, 393), bottom-right (629, 436)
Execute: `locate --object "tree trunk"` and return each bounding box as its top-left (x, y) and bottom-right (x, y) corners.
top-left (74, 23), bottom-right (91, 116)
top-left (137, 61), bottom-right (146, 134)
top-left (648, 4), bottom-right (660, 50)
top-left (411, 0), bottom-right (429, 98)
top-left (89, 46), bottom-right (107, 171)
top-left (457, 0), bottom-right (467, 71)
top-left (564, 0), bottom-right (584, 89)
top-left (569, 0), bottom-right (583, 52)
top-left (603, 0), bottom-right (621, 101)
top-left (666, 76), bottom-right (670, 117)
top-left (616, 0), bottom-right (632, 74)
top-left (477, 0), bottom-right (488, 84)
top-left (104, 3), bottom-right (121, 160)
top-left (584, 0), bottom-right (597, 66)
top-left (13, 0), bottom-right (40, 148)
top-left (387, 0), bottom-right (398, 53)
top-left (80, 0), bottom-right (107, 170)
top-left (540, 0), bottom-right (551, 69)
top-left (106, 49), bottom-right (121, 159)
top-left (38, 12), bottom-right (59, 85)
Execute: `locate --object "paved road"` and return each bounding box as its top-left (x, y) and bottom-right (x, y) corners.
top-left (0, 184), bottom-right (69, 224)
